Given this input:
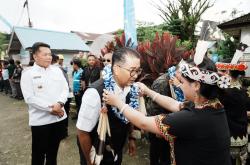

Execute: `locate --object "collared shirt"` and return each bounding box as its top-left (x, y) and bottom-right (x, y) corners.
top-left (2, 69), bottom-right (9, 80)
top-left (21, 63), bottom-right (69, 126)
top-left (76, 81), bottom-right (130, 132)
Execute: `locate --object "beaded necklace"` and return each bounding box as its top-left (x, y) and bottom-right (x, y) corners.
top-left (102, 65), bottom-right (139, 124)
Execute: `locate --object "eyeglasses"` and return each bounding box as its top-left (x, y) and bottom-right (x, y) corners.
top-left (102, 59), bottom-right (111, 63)
top-left (117, 65), bottom-right (143, 77)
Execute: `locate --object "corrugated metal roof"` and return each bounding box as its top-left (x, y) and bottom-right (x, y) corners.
top-left (218, 13), bottom-right (250, 29)
top-left (72, 31), bottom-right (115, 41)
top-left (72, 31), bottom-right (102, 41)
top-left (13, 26), bottom-right (89, 51)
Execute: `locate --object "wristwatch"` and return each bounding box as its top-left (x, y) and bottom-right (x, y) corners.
top-left (57, 101), bottom-right (64, 107)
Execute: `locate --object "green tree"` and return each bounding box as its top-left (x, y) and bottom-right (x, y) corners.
top-left (0, 32), bottom-right (10, 59)
top-left (176, 39), bottom-right (193, 50)
top-left (0, 32), bottom-right (7, 49)
top-left (136, 21), bottom-right (165, 42)
top-left (115, 21), bottom-right (166, 43)
top-left (217, 34), bottom-right (238, 59)
top-left (154, 0), bottom-right (213, 45)
top-left (166, 18), bottom-right (183, 37)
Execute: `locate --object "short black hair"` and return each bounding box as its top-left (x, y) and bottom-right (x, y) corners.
top-left (3, 60), bottom-right (9, 66)
top-left (220, 58), bottom-right (245, 79)
top-left (29, 60), bottom-right (34, 66)
top-left (230, 70), bottom-right (245, 79)
top-left (51, 53), bottom-right (59, 63)
top-left (31, 42), bottom-right (50, 55)
top-left (242, 78), bottom-right (250, 88)
top-left (8, 59), bottom-right (15, 65)
top-left (72, 58), bottom-right (82, 68)
top-left (15, 60), bottom-right (21, 65)
top-left (112, 47), bottom-right (140, 68)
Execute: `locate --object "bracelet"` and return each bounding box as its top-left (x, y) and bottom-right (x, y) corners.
top-left (120, 104), bottom-right (129, 114)
top-left (179, 102), bottom-right (184, 110)
top-left (152, 93), bottom-right (159, 102)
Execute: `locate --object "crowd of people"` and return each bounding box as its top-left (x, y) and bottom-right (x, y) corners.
top-left (2, 41), bottom-right (250, 165)
top-left (0, 58), bottom-right (24, 100)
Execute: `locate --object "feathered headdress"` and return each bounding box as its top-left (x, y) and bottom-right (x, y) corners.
top-left (101, 41), bottom-right (115, 57)
top-left (179, 40), bottom-right (230, 88)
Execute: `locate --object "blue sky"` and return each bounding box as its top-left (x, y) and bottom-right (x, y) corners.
top-left (0, 0), bottom-right (250, 34)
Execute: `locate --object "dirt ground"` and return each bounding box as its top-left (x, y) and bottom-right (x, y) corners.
top-left (0, 93), bottom-right (149, 165)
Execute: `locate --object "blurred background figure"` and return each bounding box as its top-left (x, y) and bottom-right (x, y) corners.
top-left (102, 52), bottom-right (112, 67)
top-left (52, 53), bottom-right (72, 138)
top-left (0, 61), bottom-right (3, 92)
top-left (57, 54), bottom-right (68, 73)
top-left (72, 58), bottom-right (83, 119)
top-left (78, 52), bottom-right (84, 59)
top-left (12, 60), bottom-right (23, 100)
top-left (100, 52), bottom-right (113, 78)
top-left (8, 59), bottom-right (16, 98)
top-left (81, 54), bottom-right (100, 92)
top-left (2, 60), bottom-right (10, 95)
top-left (28, 60), bottom-right (35, 67)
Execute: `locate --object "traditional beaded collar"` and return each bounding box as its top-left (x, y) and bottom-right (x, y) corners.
top-left (102, 65), bottom-right (139, 124)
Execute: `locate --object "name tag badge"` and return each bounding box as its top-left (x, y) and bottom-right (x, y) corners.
top-left (33, 76), bottom-right (41, 79)
top-left (32, 76), bottom-right (44, 92)
top-left (37, 85), bottom-right (43, 89)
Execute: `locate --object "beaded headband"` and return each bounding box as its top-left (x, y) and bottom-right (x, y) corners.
top-left (178, 40), bottom-right (231, 88)
top-left (179, 62), bottom-right (230, 88)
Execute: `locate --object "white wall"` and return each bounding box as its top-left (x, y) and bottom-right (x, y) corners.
top-left (241, 27), bottom-right (250, 54)
top-left (12, 54), bottom-right (20, 61)
top-left (21, 48), bottom-right (30, 65)
top-left (240, 27), bottom-right (250, 77)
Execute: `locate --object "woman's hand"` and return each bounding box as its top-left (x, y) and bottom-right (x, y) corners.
top-left (136, 82), bottom-right (150, 96)
top-left (169, 76), bottom-right (181, 87)
top-left (102, 89), bottom-right (123, 107)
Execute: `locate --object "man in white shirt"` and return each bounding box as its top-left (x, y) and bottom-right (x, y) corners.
top-left (77, 47), bottom-right (142, 165)
top-left (21, 42), bottom-right (69, 165)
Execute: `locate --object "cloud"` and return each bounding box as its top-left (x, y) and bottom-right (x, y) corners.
top-left (0, 0), bottom-right (250, 34)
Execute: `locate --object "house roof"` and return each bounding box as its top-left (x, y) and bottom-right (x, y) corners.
top-left (218, 13), bottom-right (250, 29)
top-left (72, 31), bottom-right (102, 42)
top-left (72, 31), bottom-right (116, 43)
top-left (8, 26), bottom-right (89, 54)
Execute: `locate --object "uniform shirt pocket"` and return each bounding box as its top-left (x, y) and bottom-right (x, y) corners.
top-left (32, 77), bottom-right (45, 93)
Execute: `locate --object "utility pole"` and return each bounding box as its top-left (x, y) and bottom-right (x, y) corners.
top-left (23, 0), bottom-right (32, 27)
